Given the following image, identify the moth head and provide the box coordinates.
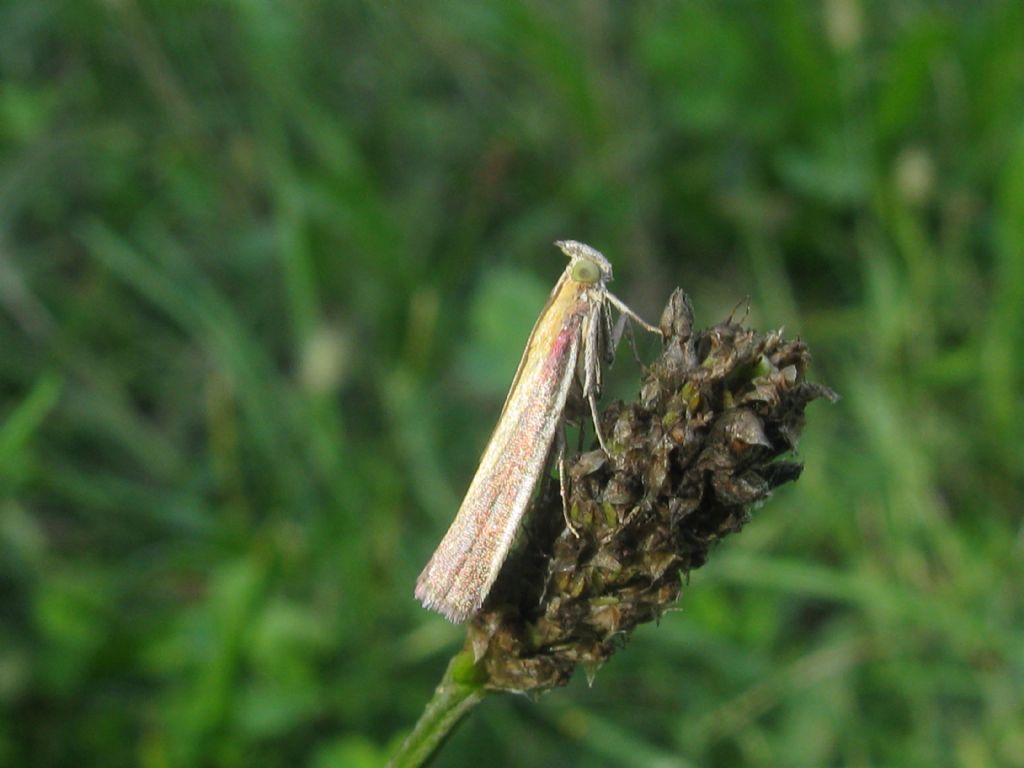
[555,240,614,285]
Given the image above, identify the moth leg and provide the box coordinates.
[608,311,628,354]
[617,316,645,367]
[605,291,663,337]
[588,390,609,455]
[556,423,580,538]
[583,309,611,455]
[600,302,618,367]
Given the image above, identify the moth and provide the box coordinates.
[415,240,661,622]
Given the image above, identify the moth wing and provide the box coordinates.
[415,292,586,622]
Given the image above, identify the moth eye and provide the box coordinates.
[571,259,601,284]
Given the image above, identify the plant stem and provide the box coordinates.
[387,650,487,768]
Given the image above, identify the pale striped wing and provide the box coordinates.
[415,287,588,622]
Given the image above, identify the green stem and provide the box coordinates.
[387,650,488,768]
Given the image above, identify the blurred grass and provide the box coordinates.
[1,1,1022,766]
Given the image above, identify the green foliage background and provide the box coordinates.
[1,2,1022,766]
